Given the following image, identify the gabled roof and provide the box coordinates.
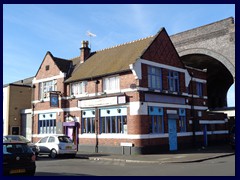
[52,56,72,73]
[35,51,72,78]
[65,34,157,83]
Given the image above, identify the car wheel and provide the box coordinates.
[26,170,35,176]
[49,149,57,158]
[69,154,76,158]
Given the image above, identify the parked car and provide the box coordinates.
[3,140,36,176]
[35,135,77,158]
[4,135,40,156]
[230,125,235,149]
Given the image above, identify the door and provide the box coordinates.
[168,119,177,151]
[67,127,74,141]
[203,124,208,147]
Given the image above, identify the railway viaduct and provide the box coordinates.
[170,17,235,109]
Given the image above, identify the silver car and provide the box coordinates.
[35,135,77,158]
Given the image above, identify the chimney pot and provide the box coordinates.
[80,40,90,63]
[81,40,89,48]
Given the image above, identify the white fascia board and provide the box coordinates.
[192,77,207,83]
[78,130,228,140]
[138,58,191,87]
[33,107,81,114]
[32,72,65,84]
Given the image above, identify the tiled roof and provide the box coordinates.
[51,55,71,73]
[65,35,155,83]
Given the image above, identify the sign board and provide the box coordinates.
[78,96,126,108]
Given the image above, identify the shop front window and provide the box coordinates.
[38,113,56,134]
[82,110,95,134]
[100,108,127,134]
[179,109,186,132]
[149,106,164,134]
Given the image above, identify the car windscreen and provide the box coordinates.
[3,144,33,154]
[5,136,30,143]
[58,136,73,143]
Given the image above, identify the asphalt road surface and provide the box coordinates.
[35,155,235,176]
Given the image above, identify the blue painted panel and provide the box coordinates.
[168,119,178,151]
[149,106,163,115]
[179,109,186,116]
[145,94,185,104]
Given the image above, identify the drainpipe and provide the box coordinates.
[31,84,36,142]
[191,72,196,148]
[95,80,100,153]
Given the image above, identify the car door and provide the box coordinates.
[47,136,58,152]
[37,136,49,153]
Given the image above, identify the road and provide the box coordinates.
[35,155,235,176]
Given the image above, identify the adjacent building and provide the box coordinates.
[3,77,34,140]
[30,28,228,154]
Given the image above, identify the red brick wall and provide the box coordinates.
[35,53,62,80]
[141,29,184,69]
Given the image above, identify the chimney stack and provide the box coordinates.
[80,40,90,63]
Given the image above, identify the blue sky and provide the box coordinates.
[3,4,235,107]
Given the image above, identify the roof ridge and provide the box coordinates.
[69,56,80,60]
[68,35,155,60]
[97,35,154,52]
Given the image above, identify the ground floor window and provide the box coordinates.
[82,117,95,133]
[101,116,127,133]
[149,106,164,134]
[100,107,127,134]
[38,119,56,134]
[179,109,186,132]
[82,110,96,134]
[38,113,56,134]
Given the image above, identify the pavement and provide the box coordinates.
[76,145,235,164]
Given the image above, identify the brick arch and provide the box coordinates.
[179,48,234,109]
[178,48,235,79]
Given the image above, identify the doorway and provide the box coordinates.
[168,119,177,151]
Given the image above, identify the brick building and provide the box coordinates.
[31,28,228,154]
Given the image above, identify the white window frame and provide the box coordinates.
[39,80,57,99]
[70,81,86,96]
[103,76,120,93]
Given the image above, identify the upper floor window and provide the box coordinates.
[168,71,179,92]
[70,81,85,96]
[148,66,162,90]
[196,82,203,97]
[103,76,120,92]
[39,80,57,99]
